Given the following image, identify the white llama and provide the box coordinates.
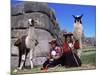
[18,18,38,70]
[73,15,83,58]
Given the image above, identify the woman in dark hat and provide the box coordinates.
[62,32,81,67]
[41,38,63,70]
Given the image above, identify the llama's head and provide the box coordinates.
[72,14,83,24]
[28,18,36,27]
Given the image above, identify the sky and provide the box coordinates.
[11,0,96,37]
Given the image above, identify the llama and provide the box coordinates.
[72,15,83,58]
[25,18,38,69]
[14,18,38,71]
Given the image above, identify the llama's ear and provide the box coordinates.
[14,39,21,46]
[72,15,76,19]
[80,14,83,18]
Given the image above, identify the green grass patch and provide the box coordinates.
[81,53,96,65]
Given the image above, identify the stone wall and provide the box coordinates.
[11,2,63,67]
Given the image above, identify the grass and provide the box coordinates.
[11,48,96,75]
[81,53,96,65]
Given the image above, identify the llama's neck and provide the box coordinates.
[27,27,36,39]
[74,22,83,30]
[73,22,83,40]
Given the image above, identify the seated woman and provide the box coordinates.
[41,39,64,70]
[62,32,82,67]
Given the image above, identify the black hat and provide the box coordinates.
[63,32,73,37]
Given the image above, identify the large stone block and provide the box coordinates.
[11,56,47,69]
[11,29,28,38]
[11,15,28,28]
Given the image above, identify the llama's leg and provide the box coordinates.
[24,49,30,67]
[78,50,82,58]
[18,50,22,67]
[29,49,33,69]
[74,49,78,55]
[18,54,26,70]
[23,61,25,68]
[77,39,82,58]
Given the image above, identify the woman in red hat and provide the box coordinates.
[41,39,64,70]
[62,32,81,67]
